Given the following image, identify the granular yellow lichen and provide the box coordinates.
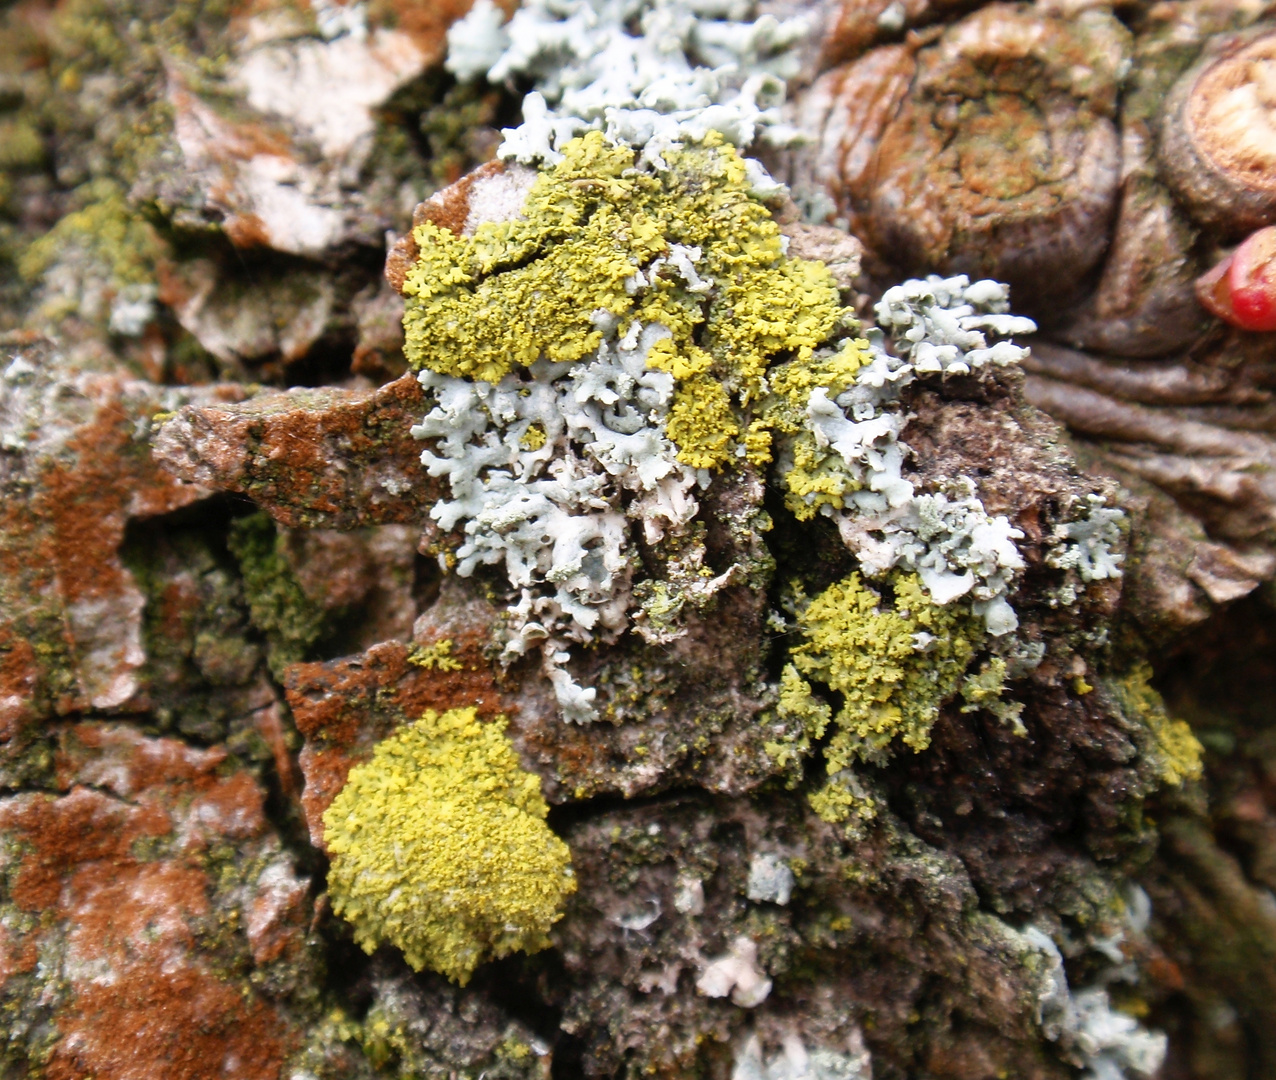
[322,708,576,984]
[763,338,875,519]
[407,638,464,672]
[807,771,878,827]
[765,663,832,778]
[401,131,854,471]
[1109,665,1203,787]
[786,572,983,767]
[960,657,1026,736]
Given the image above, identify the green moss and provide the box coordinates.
[1109,664,1203,786]
[418,78,503,190]
[401,131,855,471]
[784,572,984,769]
[227,512,334,679]
[323,708,576,985]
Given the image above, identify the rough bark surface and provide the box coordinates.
[2,1,1276,1079]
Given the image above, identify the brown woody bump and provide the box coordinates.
[1161,28,1276,235]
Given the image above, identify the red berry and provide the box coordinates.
[1227,226,1276,332]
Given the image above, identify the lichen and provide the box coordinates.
[1048,493,1126,583]
[407,638,465,672]
[1021,924,1168,1080]
[17,179,164,331]
[768,277,1033,637]
[806,770,878,828]
[413,6,1042,725]
[406,131,848,719]
[403,131,843,427]
[1109,665,1203,787]
[322,708,576,984]
[447,0,808,167]
[784,572,984,767]
[960,657,1026,736]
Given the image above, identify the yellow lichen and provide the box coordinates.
[807,772,878,827]
[960,657,1025,736]
[763,338,875,520]
[1109,665,1203,787]
[765,663,831,778]
[322,708,576,984]
[19,179,162,288]
[401,131,851,471]
[407,638,464,672]
[787,572,983,767]
[519,422,548,451]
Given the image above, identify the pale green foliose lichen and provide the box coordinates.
[322,708,576,985]
[406,131,848,719]
[416,0,1042,722]
[788,277,1035,636]
[447,0,808,170]
[405,127,1041,723]
[1021,924,1168,1080]
[1048,493,1126,582]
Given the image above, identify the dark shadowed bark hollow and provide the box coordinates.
[3,0,1276,1078]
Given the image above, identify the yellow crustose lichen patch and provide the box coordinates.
[322,708,576,984]
[1108,665,1203,787]
[764,338,876,519]
[778,573,985,791]
[401,130,858,472]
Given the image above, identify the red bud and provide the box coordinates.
[1197,226,1276,332]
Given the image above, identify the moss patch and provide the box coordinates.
[227,512,335,679]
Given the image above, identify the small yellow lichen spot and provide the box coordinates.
[19,181,163,289]
[960,658,1026,736]
[520,423,548,451]
[407,639,464,672]
[322,708,576,984]
[1109,665,1203,787]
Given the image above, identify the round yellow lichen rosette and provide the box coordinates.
[322,707,576,984]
